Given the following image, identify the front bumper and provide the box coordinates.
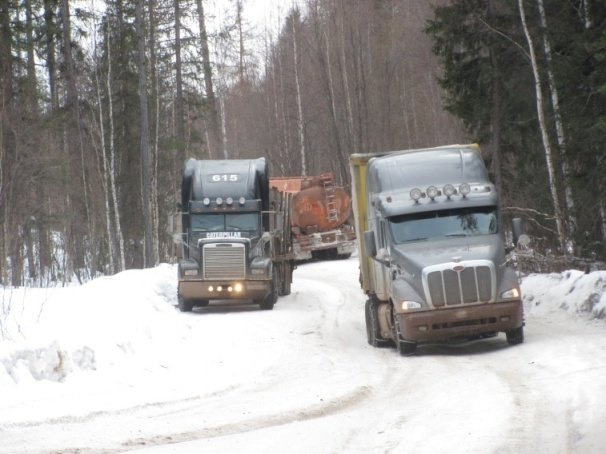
[179,279,271,301]
[398,300,523,343]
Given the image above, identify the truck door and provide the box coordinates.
[372,218,391,301]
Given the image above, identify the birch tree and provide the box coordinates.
[135,0,153,267]
[106,20,126,271]
[291,11,307,176]
[518,0,566,253]
[536,0,576,253]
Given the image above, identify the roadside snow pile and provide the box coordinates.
[1,264,605,388]
[522,270,606,320]
[0,264,178,386]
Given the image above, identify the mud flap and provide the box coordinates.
[365,299,393,348]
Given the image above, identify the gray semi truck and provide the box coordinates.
[350,144,526,355]
[176,158,294,312]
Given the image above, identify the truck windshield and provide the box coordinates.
[191,213,259,232]
[389,206,498,243]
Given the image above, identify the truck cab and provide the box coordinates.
[350,145,525,355]
[176,158,293,312]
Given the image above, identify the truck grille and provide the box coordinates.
[423,261,495,308]
[203,243,246,280]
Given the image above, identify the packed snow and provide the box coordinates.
[1,257,605,453]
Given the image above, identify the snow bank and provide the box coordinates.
[522,269,606,320]
[1,264,605,389]
[0,264,178,386]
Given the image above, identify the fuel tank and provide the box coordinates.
[270,173,352,234]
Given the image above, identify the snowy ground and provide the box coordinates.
[1,258,605,453]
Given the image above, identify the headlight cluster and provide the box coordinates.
[401,300,422,310]
[208,283,243,293]
[202,197,247,206]
[409,183,473,202]
[500,288,520,299]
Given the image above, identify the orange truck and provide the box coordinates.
[269,173,356,261]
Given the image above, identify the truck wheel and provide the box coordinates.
[259,274,278,310]
[506,326,524,345]
[365,299,392,348]
[178,295,193,312]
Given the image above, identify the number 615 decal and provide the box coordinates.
[209,174,240,182]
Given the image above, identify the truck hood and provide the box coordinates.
[391,235,506,295]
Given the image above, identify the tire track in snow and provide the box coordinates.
[119,385,372,451]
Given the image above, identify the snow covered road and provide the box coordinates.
[1,258,605,453]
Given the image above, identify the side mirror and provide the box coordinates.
[363,230,377,258]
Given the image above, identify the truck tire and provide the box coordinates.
[365,299,392,348]
[259,274,278,310]
[178,295,193,313]
[506,326,524,345]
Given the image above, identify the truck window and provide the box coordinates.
[191,214,225,232]
[389,206,498,243]
[225,213,259,231]
[191,213,260,232]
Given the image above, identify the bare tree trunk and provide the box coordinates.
[106,21,126,271]
[196,0,222,158]
[484,0,503,193]
[60,0,88,274]
[220,94,228,159]
[136,0,153,267]
[581,0,592,28]
[236,0,245,84]
[92,4,114,274]
[148,0,160,264]
[0,0,16,284]
[537,0,576,253]
[337,0,356,154]
[312,3,348,182]
[44,0,59,111]
[25,0,37,110]
[268,43,285,173]
[174,0,185,162]
[277,43,291,171]
[292,13,307,176]
[518,0,567,253]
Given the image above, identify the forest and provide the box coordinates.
[0,0,604,286]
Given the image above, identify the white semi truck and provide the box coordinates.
[350,144,526,355]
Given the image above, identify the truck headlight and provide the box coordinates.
[401,300,422,310]
[426,186,438,200]
[500,288,520,299]
[184,269,198,276]
[459,183,471,197]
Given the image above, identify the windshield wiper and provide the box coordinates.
[445,233,467,237]
[401,237,428,243]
